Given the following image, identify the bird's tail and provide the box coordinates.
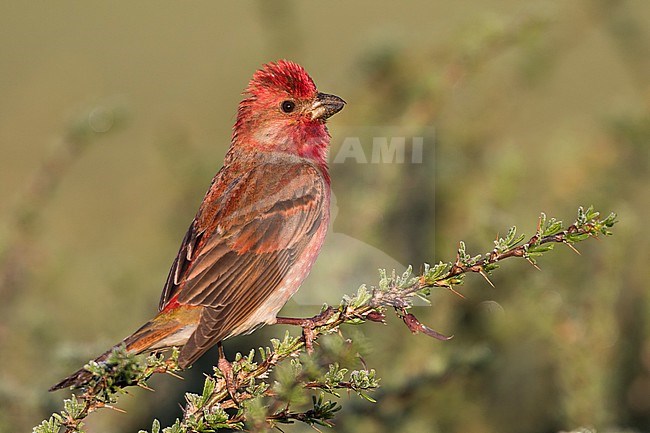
[49,307,200,391]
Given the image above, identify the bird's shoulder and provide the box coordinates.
[196,152,326,225]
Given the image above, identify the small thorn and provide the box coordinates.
[165,370,184,380]
[479,269,495,288]
[137,383,155,392]
[564,242,581,255]
[448,285,466,299]
[526,257,542,270]
[358,354,369,370]
[104,404,127,414]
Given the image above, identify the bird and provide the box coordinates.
[49,60,345,391]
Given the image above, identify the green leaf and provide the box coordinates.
[358,392,377,403]
[161,419,183,433]
[566,232,590,243]
[542,218,563,236]
[349,369,380,392]
[203,404,230,429]
[602,212,617,227]
[343,284,372,309]
[63,394,85,419]
[526,243,554,256]
[32,416,61,433]
[423,261,452,283]
[201,377,216,406]
[397,265,418,288]
[378,268,389,291]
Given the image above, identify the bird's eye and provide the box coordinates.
[281,100,296,113]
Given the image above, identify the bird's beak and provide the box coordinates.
[310,92,346,121]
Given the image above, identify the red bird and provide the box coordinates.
[50,60,345,391]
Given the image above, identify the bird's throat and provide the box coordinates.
[237,121,331,169]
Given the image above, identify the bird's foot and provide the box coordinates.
[275,307,336,353]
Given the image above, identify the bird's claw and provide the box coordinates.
[275,307,336,353]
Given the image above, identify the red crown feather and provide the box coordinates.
[246,60,317,99]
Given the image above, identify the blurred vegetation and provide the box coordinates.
[0,1,648,432]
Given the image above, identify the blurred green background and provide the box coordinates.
[1,1,649,432]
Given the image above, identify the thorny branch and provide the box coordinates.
[35,206,616,433]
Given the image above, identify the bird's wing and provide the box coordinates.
[158,158,326,366]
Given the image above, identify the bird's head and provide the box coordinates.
[232,60,345,166]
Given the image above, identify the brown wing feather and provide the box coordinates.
[158,171,250,310]
[159,156,326,367]
[178,248,296,367]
